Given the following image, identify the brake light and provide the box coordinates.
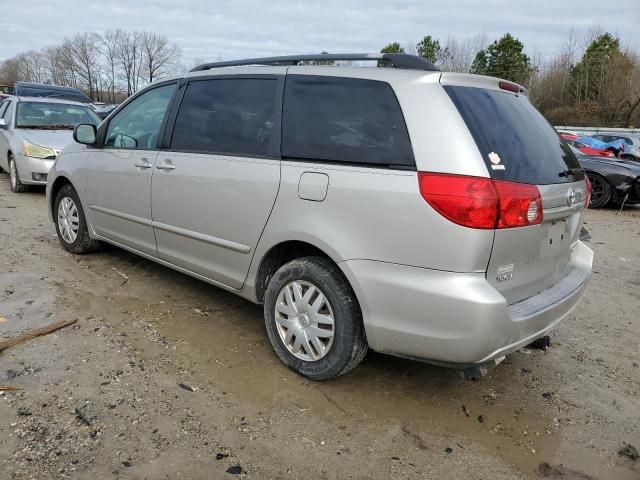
[605,151,615,157]
[418,173,543,229]
[584,175,592,208]
[498,81,521,94]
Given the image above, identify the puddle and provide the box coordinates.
[57,250,564,475]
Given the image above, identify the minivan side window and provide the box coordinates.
[170,78,279,157]
[105,83,176,150]
[282,76,414,168]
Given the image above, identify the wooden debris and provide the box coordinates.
[0,385,21,392]
[0,319,78,353]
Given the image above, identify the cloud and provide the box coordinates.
[0,0,638,64]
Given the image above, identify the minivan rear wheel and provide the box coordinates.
[264,256,368,380]
[53,184,100,254]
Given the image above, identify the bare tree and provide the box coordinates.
[116,31,146,96]
[13,51,48,83]
[440,33,488,73]
[140,32,181,84]
[61,33,102,99]
[101,30,124,103]
[404,40,417,56]
[0,57,21,85]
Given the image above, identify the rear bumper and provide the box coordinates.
[340,241,593,366]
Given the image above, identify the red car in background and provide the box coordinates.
[560,133,615,157]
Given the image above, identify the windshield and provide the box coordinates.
[16,102,101,129]
[444,85,584,184]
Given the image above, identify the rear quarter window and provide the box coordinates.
[282,75,414,168]
[444,85,583,184]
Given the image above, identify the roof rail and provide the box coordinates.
[190,53,440,72]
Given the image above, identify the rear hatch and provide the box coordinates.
[442,76,587,304]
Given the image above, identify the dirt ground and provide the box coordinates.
[0,174,638,480]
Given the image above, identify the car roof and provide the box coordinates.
[15,81,84,92]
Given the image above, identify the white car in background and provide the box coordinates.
[0,96,101,192]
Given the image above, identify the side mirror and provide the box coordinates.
[0,118,7,130]
[74,124,96,145]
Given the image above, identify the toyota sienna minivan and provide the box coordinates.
[46,53,593,380]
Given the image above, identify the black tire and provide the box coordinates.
[9,155,28,193]
[586,173,611,208]
[53,184,100,254]
[264,256,368,381]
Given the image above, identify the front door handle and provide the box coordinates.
[156,161,176,171]
[134,158,152,169]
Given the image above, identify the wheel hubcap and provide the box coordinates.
[57,197,79,244]
[275,280,335,362]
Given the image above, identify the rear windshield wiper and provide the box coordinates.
[558,168,584,178]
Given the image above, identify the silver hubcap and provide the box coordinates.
[9,160,17,188]
[275,280,335,362]
[57,197,79,244]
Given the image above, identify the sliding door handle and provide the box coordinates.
[156,162,176,171]
[134,159,152,169]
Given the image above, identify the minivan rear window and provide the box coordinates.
[444,86,583,184]
[283,76,414,168]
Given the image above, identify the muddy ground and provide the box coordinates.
[0,174,638,480]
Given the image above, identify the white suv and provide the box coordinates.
[46,53,593,380]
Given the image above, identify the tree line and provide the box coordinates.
[380,30,640,127]
[2,29,638,127]
[0,30,182,103]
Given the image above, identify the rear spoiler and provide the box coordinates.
[440,72,528,96]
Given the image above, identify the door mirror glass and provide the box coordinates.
[0,118,6,129]
[74,124,97,145]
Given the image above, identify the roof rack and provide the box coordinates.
[190,53,440,72]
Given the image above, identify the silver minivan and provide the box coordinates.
[46,53,593,380]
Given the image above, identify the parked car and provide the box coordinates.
[591,133,640,161]
[560,133,615,157]
[575,135,626,155]
[14,82,93,105]
[569,145,640,208]
[46,53,593,380]
[0,96,101,192]
[93,103,118,119]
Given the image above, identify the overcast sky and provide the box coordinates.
[1,0,639,65]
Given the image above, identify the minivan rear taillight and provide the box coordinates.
[418,172,543,229]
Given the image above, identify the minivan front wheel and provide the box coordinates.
[9,155,28,193]
[53,184,100,254]
[264,256,368,380]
